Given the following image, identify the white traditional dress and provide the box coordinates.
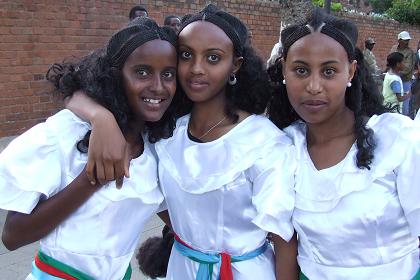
[0,109,163,280]
[285,113,420,280]
[154,114,296,280]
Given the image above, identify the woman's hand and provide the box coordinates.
[88,110,130,188]
[65,91,130,188]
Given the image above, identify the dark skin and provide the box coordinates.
[306,109,356,169]
[2,39,177,251]
[178,21,298,279]
[157,210,171,228]
[2,168,100,250]
[2,130,143,251]
[273,233,299,280]
[365,42,374,51]
[391,62,411,103]
[177,21,245,142]
[283,33,357,170]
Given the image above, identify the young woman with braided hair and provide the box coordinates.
[63,4,298,280]
[0,17,179,279]
[268,8,420,280]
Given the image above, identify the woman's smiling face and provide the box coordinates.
[122,39,177,123]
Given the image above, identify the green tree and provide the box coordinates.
[368,0,393,13]
[312,0,343,11]
[387,0,420,25]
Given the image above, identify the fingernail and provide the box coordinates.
[90,181,96,185]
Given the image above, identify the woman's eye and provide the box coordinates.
[180,51,191,59]
[208,54,220,62]
[136,69,148,76]
[163,71,175,79]
[295,67,308,75]
[324,68,336,77]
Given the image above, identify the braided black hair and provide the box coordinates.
[136,225,174,279]
[177,4,271,122]
[268,8,391,169]
[47,17,180,149]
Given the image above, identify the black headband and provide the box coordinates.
[178,4,247,57]
[107,18,177,68]
[282,22,355,61]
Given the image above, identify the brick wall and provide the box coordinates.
[349,14,420,69]
[0,0,419,137]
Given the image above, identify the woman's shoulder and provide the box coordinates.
[367,113,414,135]
[367,113,420,167]
[283,121,306,144]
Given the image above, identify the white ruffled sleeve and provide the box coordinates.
[0,122,63,214]
[395,119,420,237]
[0,110,86,214]
[249,135,296,242]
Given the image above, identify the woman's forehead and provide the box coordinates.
[178,21,232,48]
[287,33,348,61]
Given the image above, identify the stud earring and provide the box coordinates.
[282,79,286,85]
[228,73,237,85]
[347,81,352,87]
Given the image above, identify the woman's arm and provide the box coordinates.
[1,168,100,251]
[272,232,299,280]
[396,92,412,102]
[66,91,129,187]
[157,210,172,229]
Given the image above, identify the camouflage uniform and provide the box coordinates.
[363,48,381,74]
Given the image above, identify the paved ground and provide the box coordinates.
[0,210,163,279]
[0,137,164,279]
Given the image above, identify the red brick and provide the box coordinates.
[1,0,419,137]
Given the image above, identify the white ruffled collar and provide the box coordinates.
[285,114,412,212]
[155,114,291,194]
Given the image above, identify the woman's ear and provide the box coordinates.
[281,58,286,79]
[348,60,357,81]
[232,56,244,74]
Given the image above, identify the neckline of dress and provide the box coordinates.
[301,115,377,172]
[183,114,256,145]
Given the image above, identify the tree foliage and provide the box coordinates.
[368,0,393,13]
[368,0,420,25]
[312,0,343,11]
[387,0,420,25]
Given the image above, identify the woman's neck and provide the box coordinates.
[126,119,145,139]
[124,120,145,158]
[189,90,228,133]
[306,106,355,146]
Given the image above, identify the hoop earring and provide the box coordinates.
[282,79,286,85]
[228,73,237,85]
[347,81,352,87]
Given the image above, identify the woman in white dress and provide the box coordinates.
[0,18,179,279]
[64,4,299,280]
[267,8,420,280]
